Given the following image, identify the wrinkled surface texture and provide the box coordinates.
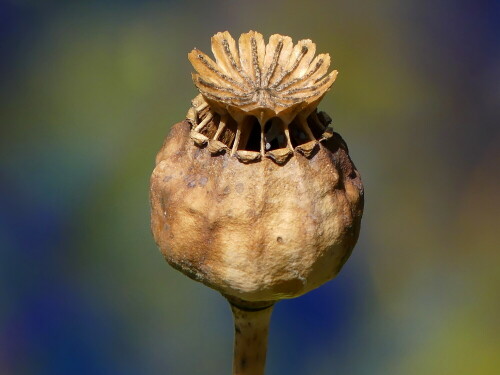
[150,121,363,302]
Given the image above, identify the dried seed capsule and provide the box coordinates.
[150,30,364,375]
[151,31,364,303]
[151,122,363,302]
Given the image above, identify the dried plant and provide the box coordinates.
[150,31,364,375]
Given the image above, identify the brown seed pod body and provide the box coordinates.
[150,120,363,302]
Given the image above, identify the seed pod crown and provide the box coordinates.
[187,31,338,164]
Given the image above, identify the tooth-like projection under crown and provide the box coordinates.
[187,31,338,164]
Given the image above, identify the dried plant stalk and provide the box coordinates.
[230,301,274,375]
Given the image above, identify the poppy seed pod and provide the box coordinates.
[150,31,364,374]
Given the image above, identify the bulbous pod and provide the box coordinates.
[150,120,363,303]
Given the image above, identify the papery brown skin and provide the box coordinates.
[150,120,364,303]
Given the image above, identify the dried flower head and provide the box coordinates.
[187,31,338,163]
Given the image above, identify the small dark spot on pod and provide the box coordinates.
[240,357,247,369]
[235,183,244,194]
[199,176,208,186]
[277,236,283,243]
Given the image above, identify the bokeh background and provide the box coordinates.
[1,0,499,374]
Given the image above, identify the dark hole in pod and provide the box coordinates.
[288,118,309,147]
[307,110,328,139]
[264,118,287,151]
[267,137,281,151]
[200,114,220,139]
[220,116,238,148]
[243,117,262,152]
[264,121,272,133]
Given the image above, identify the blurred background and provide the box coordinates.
[1,0,499,374]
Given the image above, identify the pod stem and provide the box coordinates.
[229,301,274,375]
